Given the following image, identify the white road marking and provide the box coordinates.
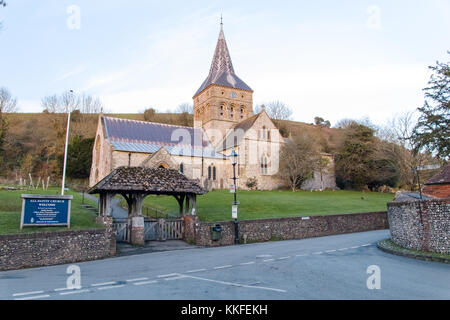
[263,259,275,262]
[239,262,255,266]
[54,287,79,292]
[91,281,117,287]
[60,289,90,296]
[185,269,207,273]
[133,280,158,286]
[214,265,233,269]
[362,244,372,247]
[164,276,186,281]
[325,250,337,253]
[338,248,349,251]
[183,274,287,293]
[157,273,178,278]
[277,256,291,260]
[296,254,308,257]
[126,278,148,283]
[14,294,50,300]
[13,290,44,297]
[350,246,360,249]
[313,252,323,255]
[97,284,126,291]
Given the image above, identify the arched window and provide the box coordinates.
[213,166,217,181]
[262,126,267,140]
[230,105,234,120]
[219,105,224,118]
[208,166,212,180]
[240,106,245,119]
[261,155,268,175]
[179,163,184,174]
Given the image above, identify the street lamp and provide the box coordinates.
[228,148,239,244]
[61,90,73,196]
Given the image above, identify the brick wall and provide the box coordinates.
[387,198,450,254]
[0,228,116,271]
[422,184,450,199]
[184,212,389,247]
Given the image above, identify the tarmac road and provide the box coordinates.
[1,230,449,300]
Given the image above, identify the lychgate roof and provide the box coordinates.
[194,26,252,97]
[88,167,207,195]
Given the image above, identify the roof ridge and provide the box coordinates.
[103,115,197,130]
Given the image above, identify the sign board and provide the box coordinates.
[20,194,73,229]
[229,184,236,193]
[232,205,238,219]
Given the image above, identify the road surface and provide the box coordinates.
[1,230,449,300]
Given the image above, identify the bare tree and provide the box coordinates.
[0,87,17,113]
[255,101,293,120]
[42,91,102,114]
[41,95,62,113]
[176,103,193,114]
[80,94,103,114]
[0,1,7,32]
[279,133,320,191]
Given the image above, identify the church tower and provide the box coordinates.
[193,21,254,142]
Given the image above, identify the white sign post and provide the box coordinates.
[232,205,238,219]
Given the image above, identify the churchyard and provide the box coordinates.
[137,189,394,222]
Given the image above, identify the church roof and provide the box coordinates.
[102,116,224,159]
[194,25,252,97]
[88,166,207,195]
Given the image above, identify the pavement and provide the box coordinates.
[0,229,449,300]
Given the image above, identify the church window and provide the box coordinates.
[208,166,212,179]
[179,163,184,174]
[261,126,268,140]
[261,156,268,175]
[213,166,217,180]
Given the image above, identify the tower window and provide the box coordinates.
[179,163,184,174]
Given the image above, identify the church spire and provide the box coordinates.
[193,19,252,97]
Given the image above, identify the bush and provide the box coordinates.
[246,177,258,190]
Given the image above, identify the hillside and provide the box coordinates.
[1,111,341,185]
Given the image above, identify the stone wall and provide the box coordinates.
[184,212,389,247]
[387,198,450,254]
[0,228,116,271]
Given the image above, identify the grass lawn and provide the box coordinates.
[143,189,394,222]
[0,186,102,235]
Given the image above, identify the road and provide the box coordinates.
[0,230,449,300]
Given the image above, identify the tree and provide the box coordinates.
[279,134,320,191]
[317,156,331,191]
[143,108,156,121]
[66,136,94,179]
[314,117,331,128]
[335,121,377,189]
[0,87,17,172]
[255,101,293,120]
[176,103,193,114]
[0,1,7,32]
[413,53,450,160]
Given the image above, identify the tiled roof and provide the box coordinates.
[103,116,224,159]
[194,26,252,97]
[89,167,207,195]
[218,114,259,151]
[425,164,450,185]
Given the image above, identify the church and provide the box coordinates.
[89,23,336,191]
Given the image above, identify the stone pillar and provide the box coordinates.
[130,216,145,246]
[128,193,145,246]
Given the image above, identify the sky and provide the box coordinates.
[0,0,449,126]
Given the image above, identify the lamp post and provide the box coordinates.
[61,90,73,196]
[228,148,239,245]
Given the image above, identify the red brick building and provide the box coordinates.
[422,164,450,198]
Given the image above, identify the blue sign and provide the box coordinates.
[21,195,72,229]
